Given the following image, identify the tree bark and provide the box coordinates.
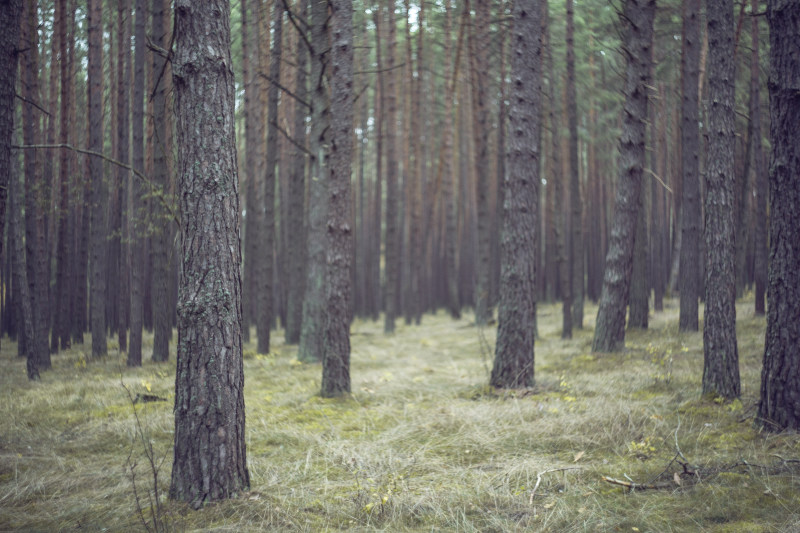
[491,0,541,390]
[702,0,739,400]
[679,0,701,332]
[321,0,355,397]
[0,0,21,275]
[170,0,250,507]
[566,0,583,330]
[751,0,767,316]
[383,0,400,334]
[757,0,800,431]
[591,0,655,353]
[117,0,131,354]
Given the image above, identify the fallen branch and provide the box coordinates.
[529,467,583,504]
[601,475,675,491]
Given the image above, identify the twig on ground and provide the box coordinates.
[529,467,583,504]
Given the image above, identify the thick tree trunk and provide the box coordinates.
[321,0,354,397]
[170,0,250,506]
[0,1,21,273]
[679,0,701,332]
[298,0,330,361]
[591,0,655,353]
[702,0,739,400]
[491,0,541,390]
[629,182,649,329]
[757,0,800,431]
[20,0,51,369]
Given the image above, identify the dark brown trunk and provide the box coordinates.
[751,0,767,316]
[591,0,655,353]
[383,0,400,333]
[170,0,250,506]
[117,0,131,354]
[491,0,541,389]
[566,0,583,329]
[0,1,21,278]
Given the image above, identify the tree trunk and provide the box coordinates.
[285,0,308,344]
[491,0,541,390]
[629,180,649,329]
[117,0,131,354]
[170,0,250,506]
[591,0,655,353]
[321,0,354,397]
[20,0,51,370]
[0,1,21,278]
[151,0,171,362]
[679,0,701,332]
[298,0,330,361]
[566,0,583,330]
[751,0,767,316]
[383,0,400,334]
[756,0,800,430]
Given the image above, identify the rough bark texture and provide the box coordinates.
[702,0,740,400]
[20,0,51,370]
[491,0,541,390]
[151,0,171,362]
[566,0,583,330]
[259,1,282,355]
[170,0,250,507]
[322,0,354,397]
[679,0,701,332]
[128,0,146,367]
[285,0,308,345]
[591,0,655,353]
[383,0,400,334]
[471,0,493,325]
[751,0,767,316]
[757,0,800,431]
[88,0,107,358]
[298,0,329,361]
[0,0,21,271]
[629,181,649,329]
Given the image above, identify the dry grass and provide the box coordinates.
[1,296,798,532]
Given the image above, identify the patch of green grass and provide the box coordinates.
[0,297,798,531]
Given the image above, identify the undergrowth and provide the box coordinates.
[0,296,798,532]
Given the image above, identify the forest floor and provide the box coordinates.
[0,296,798,532]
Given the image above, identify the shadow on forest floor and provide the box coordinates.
[0,295,798,532]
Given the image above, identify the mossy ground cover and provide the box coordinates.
[1,297,798,532]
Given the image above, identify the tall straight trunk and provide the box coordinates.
[88,0,107,357]
[259,0,282,355]
[129,0,147,366]
[470,0,493,325]
[241,0,256,343]
[751,0,766,316]
[10,145,37,379]
[566,0,583,329]
[383,0,400,334]
[491,0,541,389]
[757,0,800,431]
[151,0,171,362]
[651,82,668,312]
[21,0,52,370]
[285,0,308,344]
[0,1,21,278]
[702,0,739,399]
[442,0,460,319]
[408,0,424,325]
[591,0,655,353]
[629,174,649,328]
[492,5,508,309]
[54,0,73,351]
[322,0,354,397]
[371,7,384,321]
[298,0,330,361]
[170,0,250,506]
[679,0,701,332]
[117,0,131,353]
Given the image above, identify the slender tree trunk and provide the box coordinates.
[491,0,540,389]
[322,0,354,397]
[591,0,655,353]
[758,0,800,431]
[259,0,282,355]
[751,0,767,316]
[383,0,400,333]
[371,6,384,321]
[117,0,131,353]
[566,0,583,329]
[0,1,21,277]
[702,0,739,399]
[679,0,701,332]
[285,0,308,344]
[241,0,255,344]
[170,0,250,506]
